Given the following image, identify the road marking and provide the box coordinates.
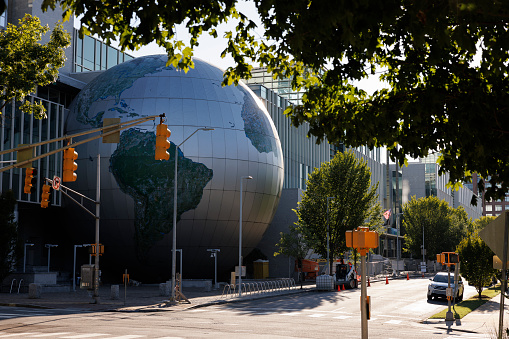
[279,312,300,316]
[333,315,352,320]
[308,314,326,318]
[0,334,38,338]
[60,334,106,338]
[189,309,206,312]
[29,333,72,337]
[384,320,403,325]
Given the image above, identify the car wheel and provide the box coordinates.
[427,294,433,301]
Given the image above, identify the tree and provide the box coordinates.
[457,231,496,299]
[471,215,497,234]
[42,0,509,202]
[0,191,21,283]
[295,150,381,273]
[402,196,468,260]
[0,14,70,118]
[274,223,309,285]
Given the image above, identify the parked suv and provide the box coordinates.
[427,272,464,301]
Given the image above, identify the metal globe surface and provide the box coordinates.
[65,55,284,281]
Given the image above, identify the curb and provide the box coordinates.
[0,302,53,309]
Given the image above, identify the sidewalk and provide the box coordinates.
[423,294,508,335]
[0,283,315,312]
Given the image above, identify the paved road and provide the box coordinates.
[0,276,490,338]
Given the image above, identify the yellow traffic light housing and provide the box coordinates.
[90,243,104,257]
[155,122,171,160]
[63,147,78,182]
[437,252,459,266]
[24,167,37,194]
[41,184,51,208]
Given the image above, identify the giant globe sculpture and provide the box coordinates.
[65,55,284,282]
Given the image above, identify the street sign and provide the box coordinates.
[479,211,509,260]
[493,255,509,270]
[52,176,61,190]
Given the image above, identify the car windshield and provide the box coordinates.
[433,274,456,283]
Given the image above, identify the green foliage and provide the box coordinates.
[457,232,497,299]
[295,151,381,266]
[0,14,70,118]
[402,196,469,260]
[274,224,308,260]
[0,191,21,282]
[41,0,509,203]
[471,215,497,234]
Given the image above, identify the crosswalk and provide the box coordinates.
[0,334,184,339]
[188,306,419,326]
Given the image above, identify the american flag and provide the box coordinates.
[383,209,392,220]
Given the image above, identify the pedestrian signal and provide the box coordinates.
[24,167,37,194]
[41,184,51,208]
[63,148,78,182]
[155,122,171,160]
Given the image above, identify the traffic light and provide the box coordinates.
[63,147,78,182]
[155,122,171,160]
[24,167,37,194]
[41,184,51,208]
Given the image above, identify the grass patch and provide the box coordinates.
[429,284,501,319]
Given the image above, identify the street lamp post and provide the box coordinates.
[326,197,334,275]
[23,243,34,273]
[170,127,214,302]
[45,244,58,273]
[207,249,220,289]
[73,244,83,292]
[239,175,253,297]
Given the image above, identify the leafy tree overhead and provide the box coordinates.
[295,150,381,273]
[0,191,21,283]
[457,231,496,299]
[0,14,70,118]
[42,0,509,203]
[402,196,469,260]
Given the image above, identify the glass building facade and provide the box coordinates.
[73,29,134,73]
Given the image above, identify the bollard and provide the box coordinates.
[159,282,170,297]
[28,283,41,299]
[111,285,120,300]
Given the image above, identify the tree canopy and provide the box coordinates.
[0,14,70,118]
[457,231,496,299]
[402,196,469,260]
[295,151,381,270]
[41,0,509,202]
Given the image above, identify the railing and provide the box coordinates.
[17,279,23,294]
[221,278,297,299]
[9,279,16,294]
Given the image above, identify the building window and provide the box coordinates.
[496,205,503,212]
[486,205,493,212]
[74,29,132,72]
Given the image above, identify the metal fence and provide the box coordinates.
[220,278,297,298]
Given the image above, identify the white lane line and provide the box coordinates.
[384,320,403,325]
[29,333,72,337]
[103,336,145,339]
[308,314,327,318]
[333,315,352,320]
[0,334,38,338]
[60,334,106,338]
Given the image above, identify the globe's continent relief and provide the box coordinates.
[110,129,213,259]
[74,57,171,127]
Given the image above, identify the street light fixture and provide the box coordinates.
[23,243,34,273]
[207,249,220,289]
[239,175,253,297]
[45,244,58,273]
[326,197,334,275]
[171,127,214,302]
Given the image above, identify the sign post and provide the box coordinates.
[346,227,379,339]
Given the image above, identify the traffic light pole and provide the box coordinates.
[93,154,101,303]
